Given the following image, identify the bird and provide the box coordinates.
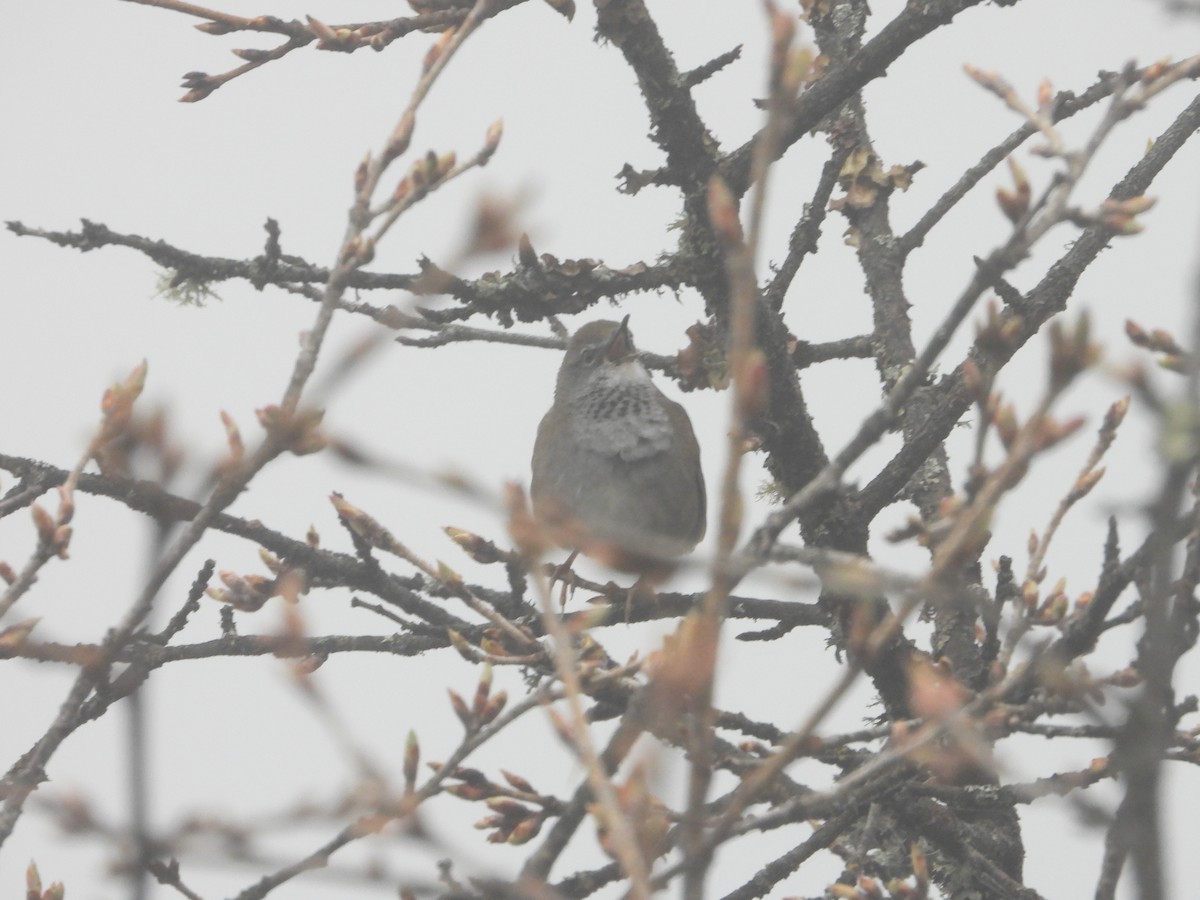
[530,317,706,578]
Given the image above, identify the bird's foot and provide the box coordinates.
[623,575,658,623]
[544,550,580,609]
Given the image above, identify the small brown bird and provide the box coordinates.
[531,317,706,574]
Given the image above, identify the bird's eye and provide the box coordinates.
[579,347,600,366]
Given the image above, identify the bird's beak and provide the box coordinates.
[604,315,635,363]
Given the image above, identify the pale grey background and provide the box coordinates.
[2,1,1200,896]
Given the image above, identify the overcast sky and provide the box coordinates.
[3,1,1200,897]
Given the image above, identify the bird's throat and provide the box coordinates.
[570,373,673,462]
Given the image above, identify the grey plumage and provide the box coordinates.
[531,318,706,568]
